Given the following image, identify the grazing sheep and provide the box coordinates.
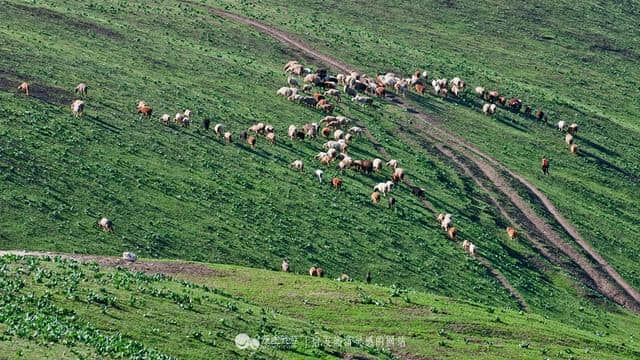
[304,73,319,85]
[392,167,405,183]
[161,114,170,125]
[395,80,409,97]
[468,242,476,256]
[266,132,276,144]
[344,133,353,143]
[313,93,326,102]
[122,252,136,262]
[17,82,30,96]
[224,131,232,143]
[348,126,363,136]
[174,112,184,124]
[247,135,256,148]
[331,177,343,189]
[288,125,297,140]
[373,181,393,196]
[507,227,518,239]
[344,85,357,97]
[474,86,486,98]
[309,266,317,276]
[202,118,210,130]
[357,159,373,174]
[98,217,113,232]
[282,259,290,272]
[497,96,506,106]
[462,240,470,252]
[565,133,574,145]
[386,159,398,170]
[137,105,153,118]
[317,102,334,114]
[181,117,190,128]
[447,227,458,240]
[287,76,299,87]
[74,83,88,96]
[249,122,266,134]
[136,101,148,110]
[441,213,452,230]
[214,123,225,136]
[334,129,344,140]
[315,169,324,182]
[450,84,460,97]
[524,106,532,116]
[535,110,545,121]
[324,89,340,102]
[291,160,304,171]
[371,191,381,204]
[508,98,522,112]
[482,103,497,116]
[439,87,448,97]
[184,109,192,118]
[71,100,85,117]
[316,267,325,277]
[557,121,566,131]
[277,87,296,97]
[568,123,579,135]
[327,148,338,159]
[388,196,396,208]
[338,273,350,282]
[372,158,383,172]
[352,95,373,106]
[486,90,499,102]
[570,144,578,154]
[415,83,426,95]
[411,186,425,197]
[375,86,386,97]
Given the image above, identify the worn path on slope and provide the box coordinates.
[199,5,640,313]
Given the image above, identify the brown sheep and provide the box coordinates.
[313,93,325,102]
[266,132,276,144]
[506,227,518,239]
[371,191,381,204]
[321,127,331,137]
[359,160,373,174]
[447,227,458,240]
[497,96,506,106]
[375,86,385,97]
[570,144,578,154]
[415,83,426,95]
[17,82,29,96]
[138,105,153,118]
[486,90,499,102]
[247,135,256,148]
[535,110,545,121]
[318,103,334,114]
[331,177,343,189]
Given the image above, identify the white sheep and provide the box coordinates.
[568,123,579,135]
[277,87,295,97]
[160,114,170,125]
[565,133,574,145]
[462,240,470,252]
[214,123,224,136]
[122,252,137,262]
[291,160,304,171]
[557,121,566,131]
[468,243,476,256]
[184,109,192,118]
[334,129,344,140]
[288,125,297,140]
[482,103,496,116]
[441,213,452,230]
[372,158,383,172]
[348,126,363,135]
[315,169,324,182]
[344,133,353,143]
[71,100,85,117]
[98,217,113,232]
[386,159,398,170]
[475,86,486,97]
[352,95,373,106]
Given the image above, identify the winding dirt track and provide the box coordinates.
[202,6,640,313]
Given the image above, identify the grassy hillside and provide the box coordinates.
[1,255,640,359]
[205,0,640,292]
[1,0,640,355]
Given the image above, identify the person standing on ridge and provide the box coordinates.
[541,156,549,175]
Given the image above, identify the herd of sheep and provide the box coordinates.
[13,55,583,282]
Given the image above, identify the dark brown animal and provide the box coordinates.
[508,98,522,112]
[331,177,343,189]
[524,106,532,116]
[313,93,325,102]
[375,86,385,97]
[486,90,499,102]
[535,110,545,121]
[497,96,506,106]
[137,106,153,117]
[359,160,373,174]
[415,83,426,95]
[321,127,331,137]
[411,186,425,197]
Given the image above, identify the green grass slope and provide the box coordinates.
[0,0,639,346]
[1,255,640,359]
[205,0,640,292]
